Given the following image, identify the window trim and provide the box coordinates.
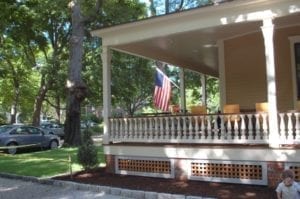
[289,36,300,110]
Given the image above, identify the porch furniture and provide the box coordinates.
[255,102,268,113]
[190,105,207,115]
[223,104,240,114]
[223,104,240,122]
[170,104,180,114]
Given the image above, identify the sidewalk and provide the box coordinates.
[0,176,132,199]
[0,173,208,199]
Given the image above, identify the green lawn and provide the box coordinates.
[0,146,104,178]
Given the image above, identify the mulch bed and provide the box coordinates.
[53,167,277,199]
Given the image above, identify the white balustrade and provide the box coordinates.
[295,113,300,140]
[108,111,300,145]
[279,113,285,139]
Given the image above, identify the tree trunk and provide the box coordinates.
[32,76,48,126]
[64,1,87,146]
[55,95,61,123]
[6,59,19,124]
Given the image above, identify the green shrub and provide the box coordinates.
[77,129,99,170]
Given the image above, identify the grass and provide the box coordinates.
[0,146,104,178]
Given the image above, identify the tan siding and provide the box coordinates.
[224,33,267,110]
[275,26,300,111]
[223,25,300,111]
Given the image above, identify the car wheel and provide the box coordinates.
[7,142,17,155]
[49,140,58,149]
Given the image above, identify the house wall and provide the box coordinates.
[224,32,267,110]
[275,25,300,111]
[224,25,300,111]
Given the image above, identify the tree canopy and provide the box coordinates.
[0,0,220,143]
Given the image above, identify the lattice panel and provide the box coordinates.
[288,165,300,181]
[118,159,171,174]
[191,162,262,180]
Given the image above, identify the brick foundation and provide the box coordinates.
[105,155,297,187]
[267,162,284,188]
[105,154,115,174]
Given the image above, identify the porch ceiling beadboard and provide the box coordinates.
[91,0,300,77]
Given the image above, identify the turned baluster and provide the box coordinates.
[207,116,212,140]
[220,115,225,139]
[247,114,254,140]
[194,116,200,139]
[176,117,182,139]
[213,115,219,140]
[154,117,159,140]
[279,113,285,139]
[287,113,293,140]
[159,117,164,140]
[262,113,268,140]
[165,117,170,140]
[295,113,300,141]
[240,115,246,140]
[170,116,176,139]
[129,118,134,139]
[200,116,205,139]
[233,115,239,140]
[255,114,260,140]
[149,118,153,139]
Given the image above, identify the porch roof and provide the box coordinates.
[92,0,300,77]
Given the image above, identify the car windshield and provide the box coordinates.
[0,125,15,134]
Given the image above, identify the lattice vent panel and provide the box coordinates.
[191,162,263,180]
[288,165,300,181]
[118,159,171,174]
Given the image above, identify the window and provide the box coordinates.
[289,36,300,108]
[27,127,42,135]
[295,43,300,99]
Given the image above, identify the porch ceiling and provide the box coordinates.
[92,0,300,78]
[113,21,262,77]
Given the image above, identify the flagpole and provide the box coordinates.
[156,67,180,89]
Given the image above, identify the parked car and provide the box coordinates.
[0,124,59,155]
[40,123,64,139]
[80,121,98,129]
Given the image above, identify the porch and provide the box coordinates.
[93,0,300,187]
[103,111,300,187]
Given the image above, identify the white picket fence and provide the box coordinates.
[109,112,300,144]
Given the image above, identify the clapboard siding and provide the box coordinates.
[223,25,300,111]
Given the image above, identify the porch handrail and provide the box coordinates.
[109,112,300,145]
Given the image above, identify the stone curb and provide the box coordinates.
[0,172,215,199]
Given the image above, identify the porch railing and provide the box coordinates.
[109,112,300,145]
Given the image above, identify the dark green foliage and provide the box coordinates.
[77,129,99,171]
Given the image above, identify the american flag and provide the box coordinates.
[154,68,171,111]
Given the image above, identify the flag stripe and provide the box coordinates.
[154,69,171,111]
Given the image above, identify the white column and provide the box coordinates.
[201,74,207,106]
[179,68,186,112]
[101,46,112,144]
[217,40,226,110]
[261,18,279,148]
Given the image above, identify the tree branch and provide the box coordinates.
[82,0,104,23]
[45,97,66,110]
